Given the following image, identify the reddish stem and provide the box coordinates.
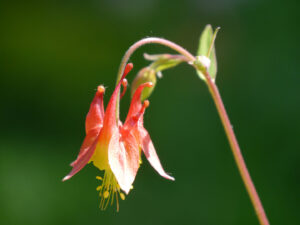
[116,37,270,225]
[203,71,270,225]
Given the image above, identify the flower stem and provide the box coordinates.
[116,37,269,225]
[203,71,270,225]
[116,38,195,83]
[115,38,194,119]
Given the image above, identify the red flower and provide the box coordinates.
[63,63,174,210]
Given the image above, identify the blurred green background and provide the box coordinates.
[0,0,299,224]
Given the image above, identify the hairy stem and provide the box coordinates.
[116,37,269,225]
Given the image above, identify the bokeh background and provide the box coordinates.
[0,0,299,225]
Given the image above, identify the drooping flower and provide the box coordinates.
[63,63,174,210]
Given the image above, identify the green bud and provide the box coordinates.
[131,67,157,101]
[196,25,220,82]
[194,55,211,74]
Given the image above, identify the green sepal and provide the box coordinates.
[144,53,184,73]
[196,25,219,81]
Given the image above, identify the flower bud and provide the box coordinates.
[196,25,219,82]
[131,67,157,101]
[194,55,211,72]
[193,55,212,81]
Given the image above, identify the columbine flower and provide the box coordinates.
[63,63,174,210]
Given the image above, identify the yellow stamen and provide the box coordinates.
[120,193,125,200]
[96,169,126,211]
[103,191,109,198]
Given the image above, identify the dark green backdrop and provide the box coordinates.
[0,0,299,225]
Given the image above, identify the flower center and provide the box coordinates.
[96,169,125,211]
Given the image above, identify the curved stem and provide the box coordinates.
[116,38,195,82]
[115,37,195,118]
[115,37,269,225]
[203,71,270,225]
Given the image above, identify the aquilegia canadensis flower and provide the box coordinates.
[63,63,174,210]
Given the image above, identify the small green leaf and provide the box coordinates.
[196,25,219,81]
[144,53,184,73]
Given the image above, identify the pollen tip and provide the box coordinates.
[120,193,126,200]
[103,191,109,199]
[96,186,102,191]
[96,176,103,180]
[97,85,105,94]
